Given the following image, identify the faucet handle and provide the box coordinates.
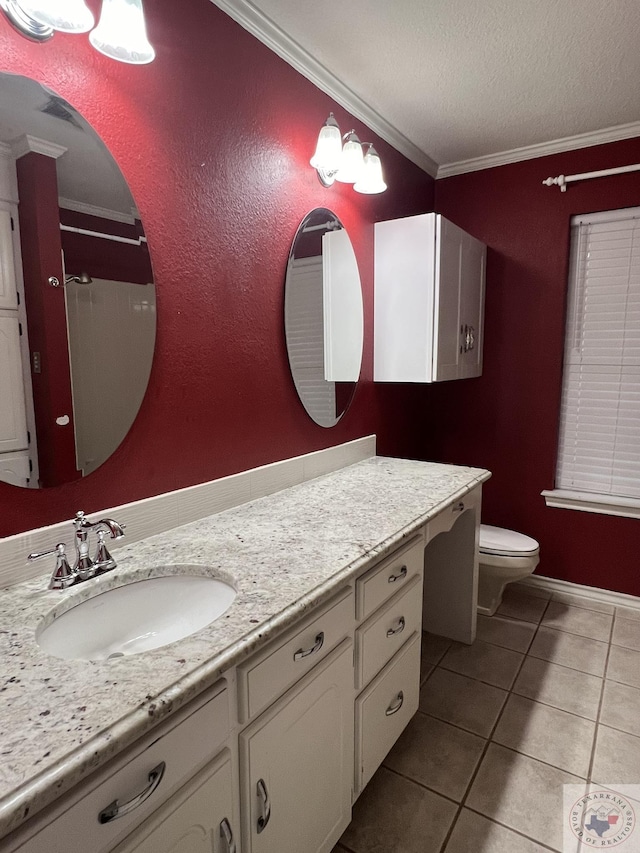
[28,543,78,590]
[93,529,117,574]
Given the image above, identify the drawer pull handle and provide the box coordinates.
[452,501,465,513]
[98,761,166,824]
[388,565,408,583]
[293,631,324,661]
[256,778,271,833]
[385,691,404,716]
[220,817,237,853]
[386,616,405,638]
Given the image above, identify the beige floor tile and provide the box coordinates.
[444,808,552,852]
[496,588,549,624]
[420,667,508,737]
[492,694,594,777]
[607,645,640,689]
[600,680,640,738]
[615,605,640,623]
[383,712,485,801]
[513,657,603,720]
[466,744,586,851]
[420,660,434,685]
[529,626,608,676]
[475,614,536,653]
[592,725,640,785]
[440,640,524,689]
[421,631,452,665]
[612,617,640,652]
[341,766,457,853]
[551,591,614,614]
[541,601,612,642]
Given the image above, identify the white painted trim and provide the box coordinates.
[208,0,438,178]
[542,489,640,520]
[437,121,640,179]
[0,435,377,589]
[522,574,640,612]
[10,134,67,160]
[58,197,137,226]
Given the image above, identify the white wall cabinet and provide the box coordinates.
[374,212,486,383]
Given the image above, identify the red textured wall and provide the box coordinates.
[433,138,640,597]
[0,0,434,537]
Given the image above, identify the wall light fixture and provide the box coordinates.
[0,0,154,63]
[310,113,387,194]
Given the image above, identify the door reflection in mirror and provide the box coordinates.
[0,72,156,488]
[284,208,364,428]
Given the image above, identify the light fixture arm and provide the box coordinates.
[0,0,53,40]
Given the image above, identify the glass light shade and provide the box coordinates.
[89,0,155,64]
[335,131,364,184]
[21,0,94,32]
[310,113,342,173]
[354,145,387,194]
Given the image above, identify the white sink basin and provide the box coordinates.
[36,573,236,661]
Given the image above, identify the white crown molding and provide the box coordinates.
[10,134,67,160]
[58,197,137,225]
[437,121,640,179]
[209,0,439,178]
[0,142,13,160]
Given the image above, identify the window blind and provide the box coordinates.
[556,208,640,499]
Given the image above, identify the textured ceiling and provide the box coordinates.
[228,0,640,173]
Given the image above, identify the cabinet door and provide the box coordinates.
[459,232,486,379]
[0,314,29,454]
[240,641,353,853]
[0,208,18,310]
[433,215,463,382]
[114,751,237,853]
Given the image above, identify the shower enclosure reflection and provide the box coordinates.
[0,72,156,488]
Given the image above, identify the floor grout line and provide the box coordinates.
[586,606,617,783]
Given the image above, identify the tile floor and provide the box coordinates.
[332,583,640,853]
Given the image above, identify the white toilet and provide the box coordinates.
[477,524,540,616]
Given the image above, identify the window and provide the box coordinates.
[543,207,640,518]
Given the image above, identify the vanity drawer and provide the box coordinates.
[355,632,421,793]
[238,587,354,722]
[356,574,423,688]
[356,535,423,620]
[14,685,229,853]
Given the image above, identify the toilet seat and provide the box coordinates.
[479,524,539,558]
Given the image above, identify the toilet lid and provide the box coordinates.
[479,524,539,557]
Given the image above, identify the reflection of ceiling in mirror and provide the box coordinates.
[0,73,135,221]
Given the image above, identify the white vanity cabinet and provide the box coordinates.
[374,212,486,383]
[354,536,425,795]
[237,589,355,853]
[5,683,235,853]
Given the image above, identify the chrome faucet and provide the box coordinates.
[28,510,125,590]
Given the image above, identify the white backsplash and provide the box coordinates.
[0,435,376,589]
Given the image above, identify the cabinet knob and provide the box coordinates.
[98,761,165,824]
[220,817,237,853]
[293,631,325,661]
[256,778,271,833]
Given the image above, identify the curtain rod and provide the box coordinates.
[60,223,147,246]
[542,162,640,192]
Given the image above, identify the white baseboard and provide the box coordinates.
[522,574,640,612]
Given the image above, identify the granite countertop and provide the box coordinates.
[0,456,489,840]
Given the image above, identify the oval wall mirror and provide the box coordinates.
[284,208,363,428]
[0,72,155,488]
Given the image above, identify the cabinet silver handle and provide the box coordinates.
[220,817,237,853]
[98,762,165,824]
[256,778,271,833]
[468,326,476,351]
[293,631,324,661]
[452,501,465,513]
[388,565,407,583]
[385,691,404,716]
[386,616,405,638]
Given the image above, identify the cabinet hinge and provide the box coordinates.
[27,430,31,445]
[10,216,15,231]
[18,322,23,336]
[29,458,33,473]
[16,291,20,305]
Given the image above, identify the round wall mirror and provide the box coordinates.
[284,208,363,428]
[0,72,155,488]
